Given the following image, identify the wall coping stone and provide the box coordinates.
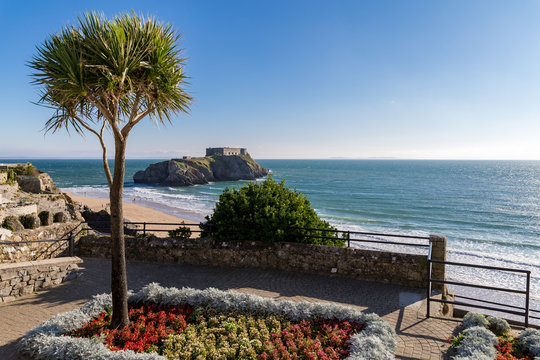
[0,257,82,272]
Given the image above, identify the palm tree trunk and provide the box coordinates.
[109,139,129,328]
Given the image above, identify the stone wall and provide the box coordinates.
[0,257,82,303]
[15,173,58,194]
[78,236,429,288]
[16,175,42,194]
[0,163,24,170]
[0,203,38,225]
[3,204,37,218]
[0,222,80,263]
[0,172,7,184]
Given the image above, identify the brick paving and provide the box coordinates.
[0,258,460,359]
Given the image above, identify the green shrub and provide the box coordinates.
[168,223,192,239]
[4,216,26,231]
[38,211,53,226]
[2,169,16,185]
[10,163,39,177]
[53,212,68,223]
[1,217,15,231]
[19,214,40,229]
[7,169,14,179]
[201,176,343,246]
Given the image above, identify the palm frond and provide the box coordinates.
[29,10,192,134]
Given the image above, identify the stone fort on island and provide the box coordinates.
[206,147,248,156]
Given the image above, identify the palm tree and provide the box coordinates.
[29,12,192,328]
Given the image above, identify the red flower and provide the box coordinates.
[66,302,193,353]
[495,336,533,360]
[259,318,363,360]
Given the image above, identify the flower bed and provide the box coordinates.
[448,312,540,360]
[19,283,397,360]
[68,303,194,353]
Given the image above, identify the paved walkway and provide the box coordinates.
[0,258,460,359]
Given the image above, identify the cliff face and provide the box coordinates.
[1,164,83,239]
[133,154,269,186]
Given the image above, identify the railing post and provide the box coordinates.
[429,235,447,292]
[143,222,146,236]
[347,231,350,247]
[526,271,530,327]
[427,258,432,318]
[69,230,74,257]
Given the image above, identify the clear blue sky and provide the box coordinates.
[1,0,540,159]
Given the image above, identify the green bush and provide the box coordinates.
[7,169,16,183]
[0,169,17,185]
[201,176,343,246]
[10,163,38,177]
[38,211,53,226]
[168,223,192,239]
[53,212,68,223]
[19,214,40,229]
[1,217,16,231]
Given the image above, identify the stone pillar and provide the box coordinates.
[429,235,446,293]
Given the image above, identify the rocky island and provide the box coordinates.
[133,147,269,186]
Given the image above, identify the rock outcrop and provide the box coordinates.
[0,164,83,234]
[80,207,140,236]
[133,154,269,186]
[16,173,59,194]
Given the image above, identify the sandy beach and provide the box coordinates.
[66,192,199,237]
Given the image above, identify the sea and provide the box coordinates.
[8,159,540,316]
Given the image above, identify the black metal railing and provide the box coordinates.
[73,220,432,249]
[426,242,534,327]
[289,226,430,248]
[1,237,75,259]
[0,221,93,259]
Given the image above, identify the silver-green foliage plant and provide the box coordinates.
[452,312,497,360]
[462,312,489,329]
[486,315,510,337]
[19,283,397,360]
[453,312,540,360]
[520,328,540,357]
[452,326,497,360]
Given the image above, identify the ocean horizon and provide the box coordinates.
[5,158,540,306]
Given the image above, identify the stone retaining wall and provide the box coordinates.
[3,204,38,218]
[78,236,430,288]
[0,223,79,263]
[0,256,82,302]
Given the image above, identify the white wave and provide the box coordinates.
[326,218,540,297]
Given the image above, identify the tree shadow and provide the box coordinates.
[1,257,439,358]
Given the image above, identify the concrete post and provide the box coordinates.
[429,235,446,293]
